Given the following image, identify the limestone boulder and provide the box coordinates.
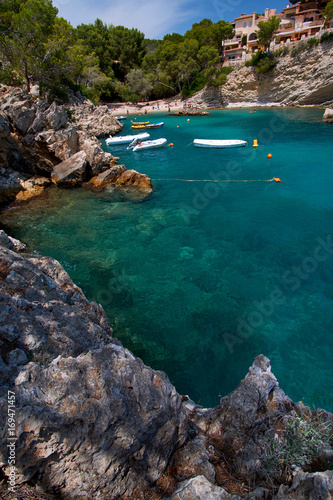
[45,102,68,130]
[16,176,51,201]
[69,99,122,137]
[115,169,152,191]
[51,150,88,187]
[0,167,26,202]
[35,126,79,161]
[89,165,126,188]
[12,107,36,135]
[275,470,333,499]
[323,108,333,123]
[0,230,26,251]
[78,131,114,175]
[170,475,241,500]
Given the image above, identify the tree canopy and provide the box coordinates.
[256,16,281,48]
[0,0,234,101]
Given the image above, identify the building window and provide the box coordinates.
[249,21,252,26]
[297,22,300,28]
[243,22,247,27]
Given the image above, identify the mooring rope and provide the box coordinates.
[151,178,282,183]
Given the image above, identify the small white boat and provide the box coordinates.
[193,139,247,148]
[128,138,168,152]
[105,132,150,145]
[115,115,127,121]
[145,122,164,129]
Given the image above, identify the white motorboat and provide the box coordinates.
[145,122,164,129]
[128,138,168,151]
[115,115,127,121]
[105,132,150,145]
[193,139,247,148]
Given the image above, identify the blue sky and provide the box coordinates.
[53,0,290,39]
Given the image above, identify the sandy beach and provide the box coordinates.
[106,97,193,117]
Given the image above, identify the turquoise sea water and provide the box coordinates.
[2,108,333,410]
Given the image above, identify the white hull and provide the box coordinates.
[105,132,150,145]
[132,138,167,151]
[145,122,164,129]
[193,139,247,148]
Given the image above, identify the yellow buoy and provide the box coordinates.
[253,139,258,148]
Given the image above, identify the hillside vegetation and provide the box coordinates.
[0,0,234,102]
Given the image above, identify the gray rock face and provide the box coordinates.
[68,96,123,138]
[35,125,79,161]
[78,130,113,175]
[51,150,88,186]
[0,230,27,251]
[221,40,333,107]
[0,167,25,202]
[275,470,333,499]
[0,245,188,499]
[170,475,241,500]
[0,85,151,201]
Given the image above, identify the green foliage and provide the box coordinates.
[126,68,153,97]
[0,6,235,103]
[109,25,146,76]
[211,73,228,87]
[220,66,233,75]
[76,19,114,77]
[290,41,307,56]
[0,64,23,85]
[274,46,289,56]
[184,18,234,55]
[256,16,281,47]
[306,37,319,48]
[246,51,277,73]
[324,1,333,21]
[163,32,184,43]
[320,30,333,43]
[262,415,333,481]
[0,0,59,91]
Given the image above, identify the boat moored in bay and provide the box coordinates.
[193,139,247,148]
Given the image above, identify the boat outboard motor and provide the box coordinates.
[127,137,140,149]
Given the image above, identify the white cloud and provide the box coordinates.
[55,0,198,38]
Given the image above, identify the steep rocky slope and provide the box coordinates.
[0,239,332,499]
[187,38,333,108]
[222,39,333,106]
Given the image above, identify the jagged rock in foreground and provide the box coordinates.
[0,229,26,251]
[0,244,188,499]
[0,240,332,499]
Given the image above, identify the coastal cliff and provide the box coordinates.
[0,239,332,499]
[187,38,333,108]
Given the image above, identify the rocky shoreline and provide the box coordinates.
[0,84,152,205]
[1,80,333,499]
